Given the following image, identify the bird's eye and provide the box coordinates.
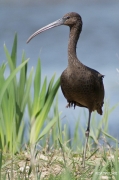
[67,16,70,19]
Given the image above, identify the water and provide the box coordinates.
[0,0,119,138]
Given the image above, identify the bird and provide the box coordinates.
[27,12,104,167]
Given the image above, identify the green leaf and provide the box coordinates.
[101,130,119,142]
[21,67,33,112]
[0,59,29,105]
[33,58,41,109]
[30,77,60,143]
[18,51,27,107]
[11,33,17,67]
[37,114,60,142]
[45,73,56,100]
[36,77,60,127]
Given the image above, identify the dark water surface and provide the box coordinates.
[0,0,119,139]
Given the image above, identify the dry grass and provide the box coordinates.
[1,143,119,180]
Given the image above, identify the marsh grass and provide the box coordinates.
[0,35,119,179]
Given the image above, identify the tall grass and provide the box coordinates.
[0,34,60,153]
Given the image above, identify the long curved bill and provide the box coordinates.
[27,18,64,43]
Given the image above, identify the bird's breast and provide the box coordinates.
[60,69,89,101]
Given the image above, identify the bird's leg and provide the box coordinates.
[82,110,91,168]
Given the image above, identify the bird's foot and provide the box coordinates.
[66,101,76,109]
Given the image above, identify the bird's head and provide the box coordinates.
[27,12,82,43]
[62,12,82,28]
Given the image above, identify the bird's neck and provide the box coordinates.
[68,26,81,66]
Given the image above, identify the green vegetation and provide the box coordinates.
[0,34,119,179]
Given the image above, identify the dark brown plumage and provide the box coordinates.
[27,12,104,167]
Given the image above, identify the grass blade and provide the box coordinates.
[0,58,29,105]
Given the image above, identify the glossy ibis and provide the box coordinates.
[27,12,104,167]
